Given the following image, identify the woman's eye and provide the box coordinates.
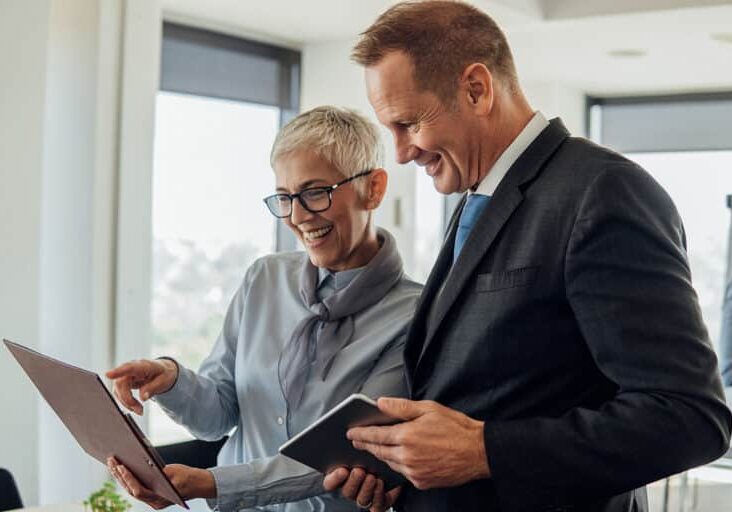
[303,189,327,200]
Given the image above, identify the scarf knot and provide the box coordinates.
[278,228,404,428]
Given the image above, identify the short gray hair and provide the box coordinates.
[270,106,383,195]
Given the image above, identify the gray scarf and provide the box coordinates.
[278,228,404,416]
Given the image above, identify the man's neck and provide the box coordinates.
[474,95,534,189]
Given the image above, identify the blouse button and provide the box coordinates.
[277,416,284,425]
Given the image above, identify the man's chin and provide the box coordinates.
[432,175,460,196]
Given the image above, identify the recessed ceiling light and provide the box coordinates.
[711,33,732,44]
[607,49,647,58]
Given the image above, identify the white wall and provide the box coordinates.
[523,80,587,136]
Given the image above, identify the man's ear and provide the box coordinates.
[461,63,494,115]
[364,168,388,210]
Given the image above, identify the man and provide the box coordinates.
[323,1,732,511]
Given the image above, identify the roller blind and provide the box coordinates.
[590,94,732,153]
[160,22,300,111]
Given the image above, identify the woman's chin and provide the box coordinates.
[306,249,334,270]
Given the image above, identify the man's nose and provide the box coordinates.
[394,133,420,164]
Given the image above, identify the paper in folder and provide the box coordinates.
[3,338,188,508]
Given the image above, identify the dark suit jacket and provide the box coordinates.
[396,119,732,512]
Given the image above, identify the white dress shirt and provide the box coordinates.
[472,111,549,196]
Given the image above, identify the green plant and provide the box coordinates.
[83,481,132,512]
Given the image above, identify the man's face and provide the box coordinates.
[365,51,480,195]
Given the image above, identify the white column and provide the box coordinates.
[37,0,124,504]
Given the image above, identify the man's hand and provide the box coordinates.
[105,359,178,415]
[107,457,216,509]
[347,397,490,490]
[324,467,401,512]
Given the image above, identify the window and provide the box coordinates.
[149,22,300,444]
[413,173,444,282]
[622,150,732,351]
[589,94,732,511]
[588,94,732,351]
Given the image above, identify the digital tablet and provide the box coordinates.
[3,339,188,508]
[279,393,406,490]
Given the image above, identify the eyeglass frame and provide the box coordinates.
[262,170,373,218]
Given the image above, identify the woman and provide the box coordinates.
[105,106,422,511]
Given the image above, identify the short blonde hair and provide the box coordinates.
[270,106,383,195]
[352,1,519,102]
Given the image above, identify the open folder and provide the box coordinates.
[3,339,188,508]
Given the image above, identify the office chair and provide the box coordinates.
[155,437,228,469]
[0,468,23,511]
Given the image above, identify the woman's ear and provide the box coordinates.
[364,168,388,210]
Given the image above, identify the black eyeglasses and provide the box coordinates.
[263,171,372,218]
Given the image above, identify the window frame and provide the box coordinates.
[115,18,301,439]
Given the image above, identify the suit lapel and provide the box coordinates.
[411,118,570,379]
[404,195,465,385]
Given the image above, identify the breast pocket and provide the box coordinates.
[476,265,540,292]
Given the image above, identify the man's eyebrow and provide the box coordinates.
[276,179,330,193]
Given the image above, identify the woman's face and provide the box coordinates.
[273,150,380,272]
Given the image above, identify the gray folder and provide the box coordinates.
[3,338,188,508]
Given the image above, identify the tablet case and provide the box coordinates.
[279,394,406,490]
[3,339,188,508]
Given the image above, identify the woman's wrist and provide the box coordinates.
[196,468,217,499]
[156,357,180,393]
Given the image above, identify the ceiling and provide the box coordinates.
[161,0,732,95]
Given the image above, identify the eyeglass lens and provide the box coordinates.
[267,188,331,217]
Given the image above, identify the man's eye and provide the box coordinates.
[397,121,419,133]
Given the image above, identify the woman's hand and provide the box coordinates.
[105,359,178,415]
[107,457,216,509]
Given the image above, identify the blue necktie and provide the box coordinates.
[453,194,491,263]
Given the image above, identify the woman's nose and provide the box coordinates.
[290,196,313,225]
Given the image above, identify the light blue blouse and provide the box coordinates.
[154,251,422,511]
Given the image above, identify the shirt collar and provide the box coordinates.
[317,265,364,291]
[472,111,549,196]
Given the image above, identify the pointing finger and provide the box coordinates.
[113,376,143,415]
[106,361,146,380]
